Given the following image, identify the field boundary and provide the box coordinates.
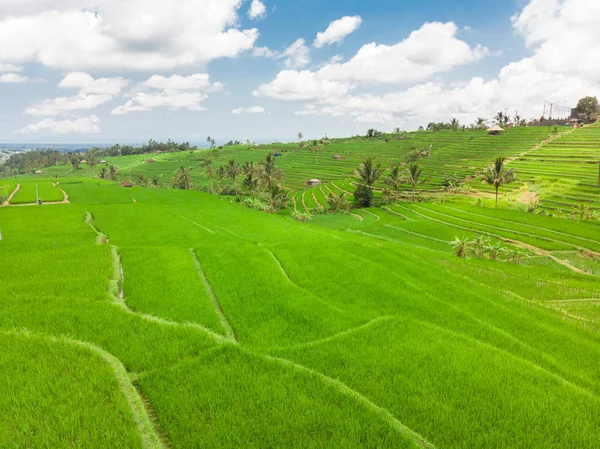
[4,330,166,449]
[261,352,436,449]
[1,183,20,206]
[190,248,237,342]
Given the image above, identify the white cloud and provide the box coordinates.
[58,72,129,95]
[248,0,267,20]
[25,94,113,116]
[25,72,128,116]
[0,73,29,83]
[318,22,488,84]
[314,16,362,48]
[20,115,100,134]
[111,73,222,114]
[282,39,311,69]
[253,46,279,58]
[253,70,352,102]
[0,63,23,72]
[0,0,258,71]
[142,74,223,92]
[232,106,265,114]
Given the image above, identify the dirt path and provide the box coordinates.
[312,190,323,208]
[517,189,539,205]
[504,129,574,166]
[2,183,20,206]
[503,238,589,275]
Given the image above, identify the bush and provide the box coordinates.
[353,185,374,207]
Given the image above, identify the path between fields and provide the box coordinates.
[504,128,575,166]
[5,330,166,449]
[1,183,20,206]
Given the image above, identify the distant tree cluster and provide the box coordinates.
[0,149,70,175]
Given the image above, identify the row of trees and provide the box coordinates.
[451,234,527,263]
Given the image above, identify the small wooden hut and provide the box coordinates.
[332,154,343,160]
[147,159,156,163]
[120,181,133,188]
[307,179,322,187]
[487,124,505,135]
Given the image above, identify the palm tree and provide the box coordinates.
[356,157,385,187]
[203,161,215,193]
[258,153,284,190]
[481,157,516,208]
[216,166,227,191]
[310,140,321,163]
[108,164,119,181]
[450,118,460,131]
[151,177,160,189]
[297,132,303,142]
[476,117,487,130]
[403,163,424,202]
[451,236,470,258]
[385,163,403,193]
[173,166,192,190]
[226,160,242,196]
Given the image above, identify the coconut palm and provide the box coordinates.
[476,117,488,129]
[226,159,242,196]
[173,166,192,190]
[151,177,160,189]
[215,166,227,191]
[450,118,460,131]
[356,157,385,187]
[384,163,403,193]
[451,236,470,258]
[310,140,321,164]
[403,163,424,202]
[481,157,516,208]
[258,153,284,190]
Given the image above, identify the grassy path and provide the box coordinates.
[191,249,237,342]
[5,330,166,449]
[1,183,20,206]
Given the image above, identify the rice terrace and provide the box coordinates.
[2,0,600,448]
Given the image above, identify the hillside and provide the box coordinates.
[1,177,600,447]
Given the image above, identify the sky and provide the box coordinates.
[0,0,598,145]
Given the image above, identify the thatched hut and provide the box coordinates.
[147,158,156,163]
[120,181,133,188]
[307,179,322,187]
[34,170,43,175]
[487,124,505,135]
[332,154,343,160]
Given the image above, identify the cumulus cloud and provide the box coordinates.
[248,0,267,20]
[231,106,265,114]
[20,115,101,134]
[0,73,29,83]
[0,0,259,71]
[25,73,128,116]
[0,63,23,72]
[282,39,311,69]
[314,16,362,48]
[253,70,352,102]
[111,73,222,114]
[261,3,600,127]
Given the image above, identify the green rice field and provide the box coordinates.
[1,169,600,447]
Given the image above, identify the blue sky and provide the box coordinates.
[0,0,597,144]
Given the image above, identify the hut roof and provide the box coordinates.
[34,170,43,174]
[487,124,505,132]
[120,181,134,187]
[308,178,321,184]
[147,158,156,163]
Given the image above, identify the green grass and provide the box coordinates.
[2,137,600,447]
[10,180,64,204]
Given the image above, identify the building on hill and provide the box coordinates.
[120,181,133,187]
[332,154,343,160]
[487,124,505,135]
[307,178,322,187]
[147,159,156,163]
[34,170,43,174]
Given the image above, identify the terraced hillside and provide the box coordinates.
[507,124,600,213]
[1,179,599,448]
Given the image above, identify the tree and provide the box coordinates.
[353,184,374,207]
[481,157,516,208]
[471,234,490,258]
[475,117,488,130]
[326,192,350,213]
[202,161,215,193]
[451,236,470,258]
[206,136,216,149]
[98,166,108,179]
[108,165,120,181]
[385,163,403,193]
[226,159,242,196]
[258,153,284,190]
[576,96,599,123]
[310,140,321,163]
[450,118,460,131]
[403,163,424,202]
[297,132,303,142]
[151,177,161,189]
[136,174,149,187]
[355,157,385,187]
[494,111,509,127]
[443,173,461,192]
[172,166,192,190]
[366,128,380,138]
[242,161,259,194]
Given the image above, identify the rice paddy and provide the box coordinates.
[1,124,600,448]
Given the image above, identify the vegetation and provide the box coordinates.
[481,157,516,208]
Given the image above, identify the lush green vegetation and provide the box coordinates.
[1,119,600,447]
[1,172,599,447]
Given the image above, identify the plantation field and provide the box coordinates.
[1,178,600,448]
[8,180,65,205]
